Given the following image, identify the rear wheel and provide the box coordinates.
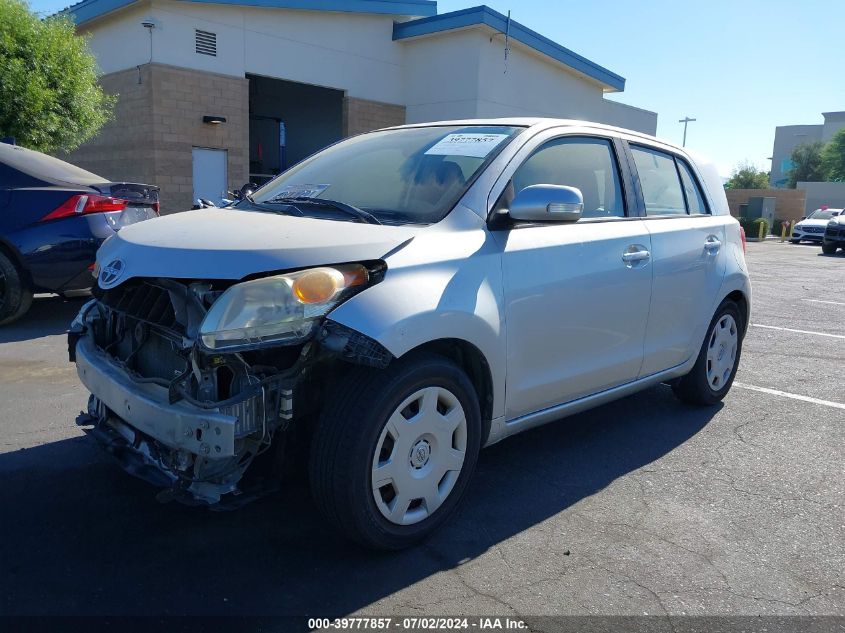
[309,352,482,550]
[0,252,33,326]
[822,241,837,255]
[673,301,743,406]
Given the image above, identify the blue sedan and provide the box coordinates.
[0,142,159,324]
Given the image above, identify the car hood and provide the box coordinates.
[796,219,833,229]
[95,208,419,289]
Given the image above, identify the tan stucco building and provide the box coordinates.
[64,0,657,212]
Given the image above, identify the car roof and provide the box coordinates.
[0,142,105,186]
[382,117,729,216]
[383,117,682,151]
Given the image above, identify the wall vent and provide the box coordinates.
[195,29,217,56]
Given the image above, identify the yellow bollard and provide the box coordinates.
[780,221,788,242]
[758,221,766,241]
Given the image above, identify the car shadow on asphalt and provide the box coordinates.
[0,295,86,344]
[0,385,719,621]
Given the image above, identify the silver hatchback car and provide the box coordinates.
[70,119,751,549]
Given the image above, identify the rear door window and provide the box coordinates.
[630,146,686,216]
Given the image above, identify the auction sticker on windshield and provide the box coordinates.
[424,133,509,158]
[269,184,330,200]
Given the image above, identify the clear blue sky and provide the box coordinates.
[27,0,845,176]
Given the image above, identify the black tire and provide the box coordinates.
[309,352,482,550]
[789,239,800,244]
[822,241,837,255]
[0,252,33,326]
[672,300,744,406]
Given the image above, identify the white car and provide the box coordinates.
[791,208,844,244]
[69,119,751,549]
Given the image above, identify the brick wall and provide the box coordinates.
[64,63,249,213]
[62,66,157,188]
[342,97,406,136]
[725,188,807,222]
[150,65,248,212]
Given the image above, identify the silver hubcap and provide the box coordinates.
[706,314,738,390]
[371,386,467,526]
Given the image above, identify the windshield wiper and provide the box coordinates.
[269,196,382,225]
[239,196,304,216]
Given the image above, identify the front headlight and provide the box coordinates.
[199,264,370,351]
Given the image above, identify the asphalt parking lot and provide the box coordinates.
[0,241,843,625]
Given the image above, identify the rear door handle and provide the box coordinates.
[704,236,722,253]
[622,247,650,264]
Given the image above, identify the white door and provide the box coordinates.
[496,136,653,419]
[192,147,228,204]
[628,144,727,376]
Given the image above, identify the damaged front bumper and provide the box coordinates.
[68,289,392,507]
[73,334,294,505]
[76,335,241,458]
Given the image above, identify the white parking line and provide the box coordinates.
[751,323,845,339]
[805,299,845,306]
[733,382,845,410]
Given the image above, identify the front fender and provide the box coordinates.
[327,208,507,419]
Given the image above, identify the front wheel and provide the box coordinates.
[822,241,837,255]
[309,352,482,550]
[789,239,800,244]
[673,301,744,406]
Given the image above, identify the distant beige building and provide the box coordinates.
[769,111,845,188]
[63,0,657,212]
[797,181,845,215]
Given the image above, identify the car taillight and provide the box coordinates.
[41,194,127,221]
[152,202,160,215]
[739,226,747,253]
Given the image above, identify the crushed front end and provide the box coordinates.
[69,266,390,507]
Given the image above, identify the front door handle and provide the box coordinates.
[622,246,650,264]
[704,236,722,253]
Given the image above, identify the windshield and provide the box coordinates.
[249,125,522,224]
[808,209,841,220]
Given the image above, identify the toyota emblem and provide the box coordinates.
[99,259,125,287]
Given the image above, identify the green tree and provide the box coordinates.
[725,161,770,189]
[821,128,845,182]
[0,0,114,152]
[787,141,825,188]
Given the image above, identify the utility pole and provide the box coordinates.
[679,117,696,147]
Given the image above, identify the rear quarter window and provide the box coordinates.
[676,159,709,214]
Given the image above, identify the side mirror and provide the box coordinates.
[508,184,583,223]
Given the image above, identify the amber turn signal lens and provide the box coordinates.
[341,264,369,288]
[292,268,345,304]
